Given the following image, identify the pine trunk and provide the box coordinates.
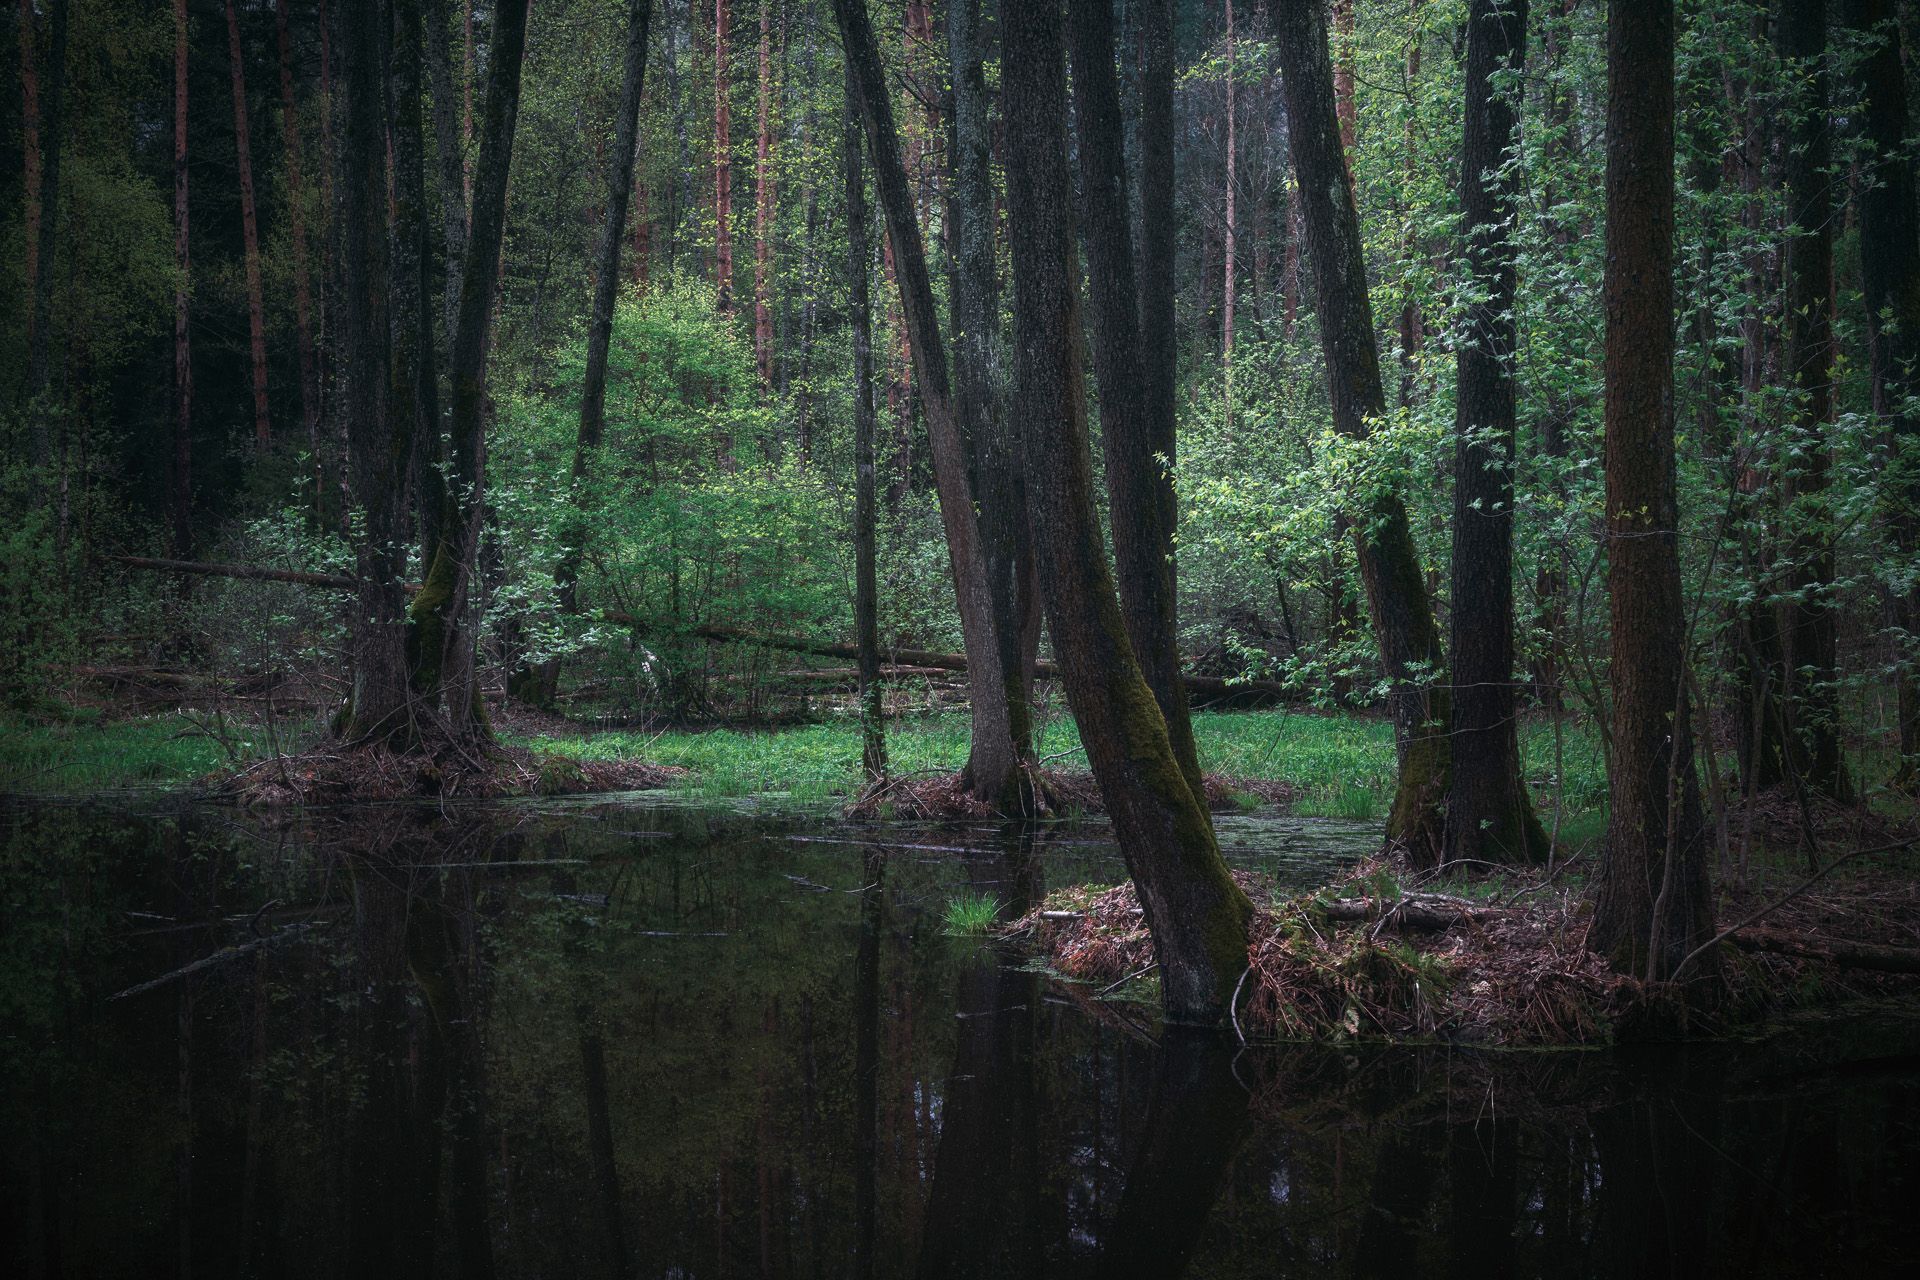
[276,1,322,474]
[1069,0,1204,802]
[753,0,773,382]
[714,0,733,311]
[1270,0,1451,863]
[1002,0,1250,1027]
[225,0,272,446]
[845,61,886,782]
[1591,0,1716,987]
[1445,0,1548,865]
[173,0,193,558]
[1776,0,1852,803]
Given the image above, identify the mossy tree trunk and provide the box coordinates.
[834,0,1036,814]
[1590,0,1716,986]
[1002,0,1251,1027]
[1444,0,1549,866]
[1845,0,1920,786]
[1068,0,1206,805]
[1269,0,1451,864]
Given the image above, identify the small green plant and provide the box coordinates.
[942,891,1001,936]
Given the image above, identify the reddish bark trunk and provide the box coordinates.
[753,0,773,381]
[226,0,272,446]
[714,0,733,311]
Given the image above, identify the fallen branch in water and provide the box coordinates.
[108,921,326,1001]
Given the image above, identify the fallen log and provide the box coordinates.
[110,557,1298,701]
[1728,927,1920,975]
[1041,895,1504,932]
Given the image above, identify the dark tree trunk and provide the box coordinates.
[390,0,441,568]
[335,0,412,737]
[1068,0,1204,803]
[226,0,272,446]
[23,0,66,470]
[173,0,193,558]
[276,1,323,487]
[714,0,733,310]
[1445,0,1548,865]
[548,0,654,636]
[834,0,1033,811]
[1845,0,1920,784]
[1001,0,1251,1026]
[426,0,470,338]
[1268,0,1451,863]
[844,61,886,783]
[407,0,531,740]
[1591,0,1715,986]
[1775,0,1852,802]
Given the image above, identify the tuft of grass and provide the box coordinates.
[942,890,1002,935]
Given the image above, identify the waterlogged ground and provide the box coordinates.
[3,798,1915,1278]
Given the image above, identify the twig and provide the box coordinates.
[109,922,325,1001]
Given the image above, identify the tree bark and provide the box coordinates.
[276,1,322,480]
[753,0,773,381]
[426,0,470,339]
[335,0,412,738]
[834,0,1032,811]
[1223,0,1237,375]
[1775,0,1852,802]
[1844,0,1920,784]
[1069,0,1204,803]
[22,0,66,470]
[1591,0,1715,986]
[225,0,272,446]
[408,0,532,741]
[1269,0,1451,862]
[391,0,442,569]
[1445,0,1548,866]
[845,60,886,783]
[173,0,193,558]
[714,0,733,311]
[1001,0,1251,1026]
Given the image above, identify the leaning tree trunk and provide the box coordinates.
[173,0,193,558]
[334,0,412,739]
[225,0,272,446]
[1590,0,1716,987]
[539,0,654,702]
[834,0,1033,812]
[23,0,66,472]
[1775,0,1853,803]
[1001,0,1250,1027]
[1269,0,1451,863]
[408,0,531,742]
[1068,0,1205,804]
[1845,0,1920,785]
[1444,0,1548,865]
[276,1,322,487]
[845,59,886,784]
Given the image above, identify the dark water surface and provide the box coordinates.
[3,796,1915,1278]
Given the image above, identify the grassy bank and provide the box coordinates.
[0,705,1609,836]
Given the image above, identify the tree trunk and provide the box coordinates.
[426,0,470,339]
[1591,0,1715,986]
[753,0,773,381]
[1001,0,1250,1026]
[1844,0,1920,784]
[845,61,886,783]
[834,0,1032,811]
[22,0,66,471]
[1069,0,1204,802]
[408,0,531,741]
[173,0,193,558]
[1269,0,1451,862]
[335,0,412,738]
[1445,0,1548,866]
[714,0,733,311]
[1775,0,1852,803]
[225,0,272,446]
[391,0,442,572]
[1223,0,1237,378]
[276,1,322,485]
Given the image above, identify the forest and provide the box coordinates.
[4,0,1920,1270]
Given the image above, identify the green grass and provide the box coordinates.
[0,712,279,791]
[941,890,1002,935]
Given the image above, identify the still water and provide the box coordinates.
[2,796,1914,1278]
